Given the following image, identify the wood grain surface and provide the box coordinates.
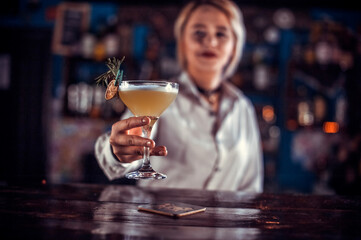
[1,183,360,239]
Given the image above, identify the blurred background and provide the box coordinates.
[0,0,360,195]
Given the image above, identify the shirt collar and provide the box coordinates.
[178,72,200,98]
[177,71,240,103]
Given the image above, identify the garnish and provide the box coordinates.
[105,80,119,100]
[95,56,125,100]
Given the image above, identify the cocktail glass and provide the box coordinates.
[118,80,179,179]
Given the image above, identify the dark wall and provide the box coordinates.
[0,27,52,185]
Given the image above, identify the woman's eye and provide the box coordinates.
[216,32,227,38]
[194,30,206,39]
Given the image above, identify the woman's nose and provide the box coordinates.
[204,35,217,47]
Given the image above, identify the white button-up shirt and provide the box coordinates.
[95,72,263,192]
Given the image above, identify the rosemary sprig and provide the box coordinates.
[95,56,125,86]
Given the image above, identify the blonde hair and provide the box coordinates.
[174,0,246,79]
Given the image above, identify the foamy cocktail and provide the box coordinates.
[118,80,179,179]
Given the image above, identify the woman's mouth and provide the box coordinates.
[200,51,217,58]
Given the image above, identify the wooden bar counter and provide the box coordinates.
[1,183,361,239]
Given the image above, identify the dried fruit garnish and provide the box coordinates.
[105,80,118,100]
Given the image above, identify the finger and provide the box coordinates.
[150,146,168,156]
[112,116,150,133]
[110,135,155,148]
[114,146,167,163]
[113,146,146,156]
[111,145,143,163]
[113,145,165,157]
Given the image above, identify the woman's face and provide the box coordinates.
[183,5,235,78]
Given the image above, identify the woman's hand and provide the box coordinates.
[109,116,167,163]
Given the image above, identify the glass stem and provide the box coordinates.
[141,125,152,170]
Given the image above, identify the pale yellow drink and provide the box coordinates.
[118,80,179,180]
[118,86,177,126]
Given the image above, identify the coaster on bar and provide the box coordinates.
[138,202,206,218]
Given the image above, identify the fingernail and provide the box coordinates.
[142,117,147,123]
[146,141,152,146]
[159,151,165,155]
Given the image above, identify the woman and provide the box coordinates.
[95,0,264,192]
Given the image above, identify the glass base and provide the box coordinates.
[125,169,167,180]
